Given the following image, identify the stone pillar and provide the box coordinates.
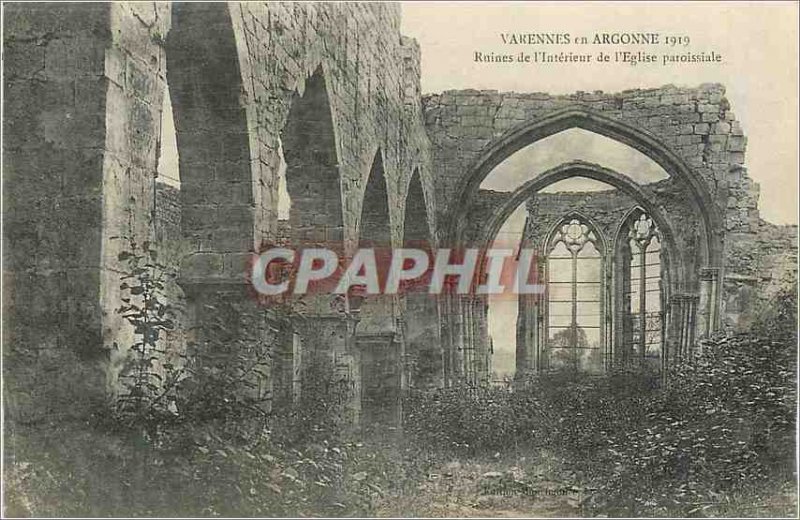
[179,278,280,414]
[300,312,361,426]
[3,3,175,424]
[439,296,454,387]
[516,294,542,375]
[462,296,474,386]
[405,291,444,390]
[271,327,304,411]
[354,293,402,430]
[697,268,720,338]
[669,294,699,362]
[450,295,466,383]
[473,296,491,385]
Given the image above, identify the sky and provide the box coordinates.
[399,1,799,376]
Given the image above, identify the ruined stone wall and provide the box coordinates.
[424,85,777,334]
[723,221,798,330]
[424,84,748,233]
[227,2,434,251]
[4,2,791,421]
[3,2,435,423]
[3,3,172,423]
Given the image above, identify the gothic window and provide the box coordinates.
[546,218,604,372]
[623,212,663,367]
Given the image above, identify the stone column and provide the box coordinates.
[697,267,720,338]
[352,291,402,430]
[451,295,466,383]
[516,294,542,375]
[179,275,280,415]
[473,296,491,385]
[669,294,700,362]
[300,312,361,426]
[405,291,444,390]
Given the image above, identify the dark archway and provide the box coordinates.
[403,168,431,246]
[282,67,344,246]
[275,66,347,410]
[359,151,393,248]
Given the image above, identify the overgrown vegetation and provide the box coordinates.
[4,243,796,517]
[4,243,428,517]
[404,283,797,517]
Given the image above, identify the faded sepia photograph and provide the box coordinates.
[2,1,798,518]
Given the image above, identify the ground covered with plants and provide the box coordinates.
[4,252,797,517]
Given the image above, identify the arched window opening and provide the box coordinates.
[622,212,664,369]
[546,217,604,373]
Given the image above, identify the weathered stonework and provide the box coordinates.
[3,2,795,430]
[423,85,748,233]
[3,2,436,426]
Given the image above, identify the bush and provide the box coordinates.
[403,368,658,460]
[4,241,382,517]
[591,284,797,516]
[404,286,796,516]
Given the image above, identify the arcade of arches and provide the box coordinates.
[4,3,797,428]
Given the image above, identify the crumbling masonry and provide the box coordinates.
[4,3,796,428]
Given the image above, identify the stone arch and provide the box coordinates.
[447,106,723,267]
[167,3,257,257]
[403,167,433,247]
[480,164,687,378]
[358,149,393,248]
[282,67,344,246]
[476,161,686,289]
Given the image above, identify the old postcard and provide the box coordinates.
[2,1,798,517]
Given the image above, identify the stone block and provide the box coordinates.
[181,252,224,279]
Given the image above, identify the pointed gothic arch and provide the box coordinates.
[613,207,670,370]
[167,3,257,255]
[541,213,607,373]
[447,107,723,269]
[282,67,344,246]
[476,161,685,291]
